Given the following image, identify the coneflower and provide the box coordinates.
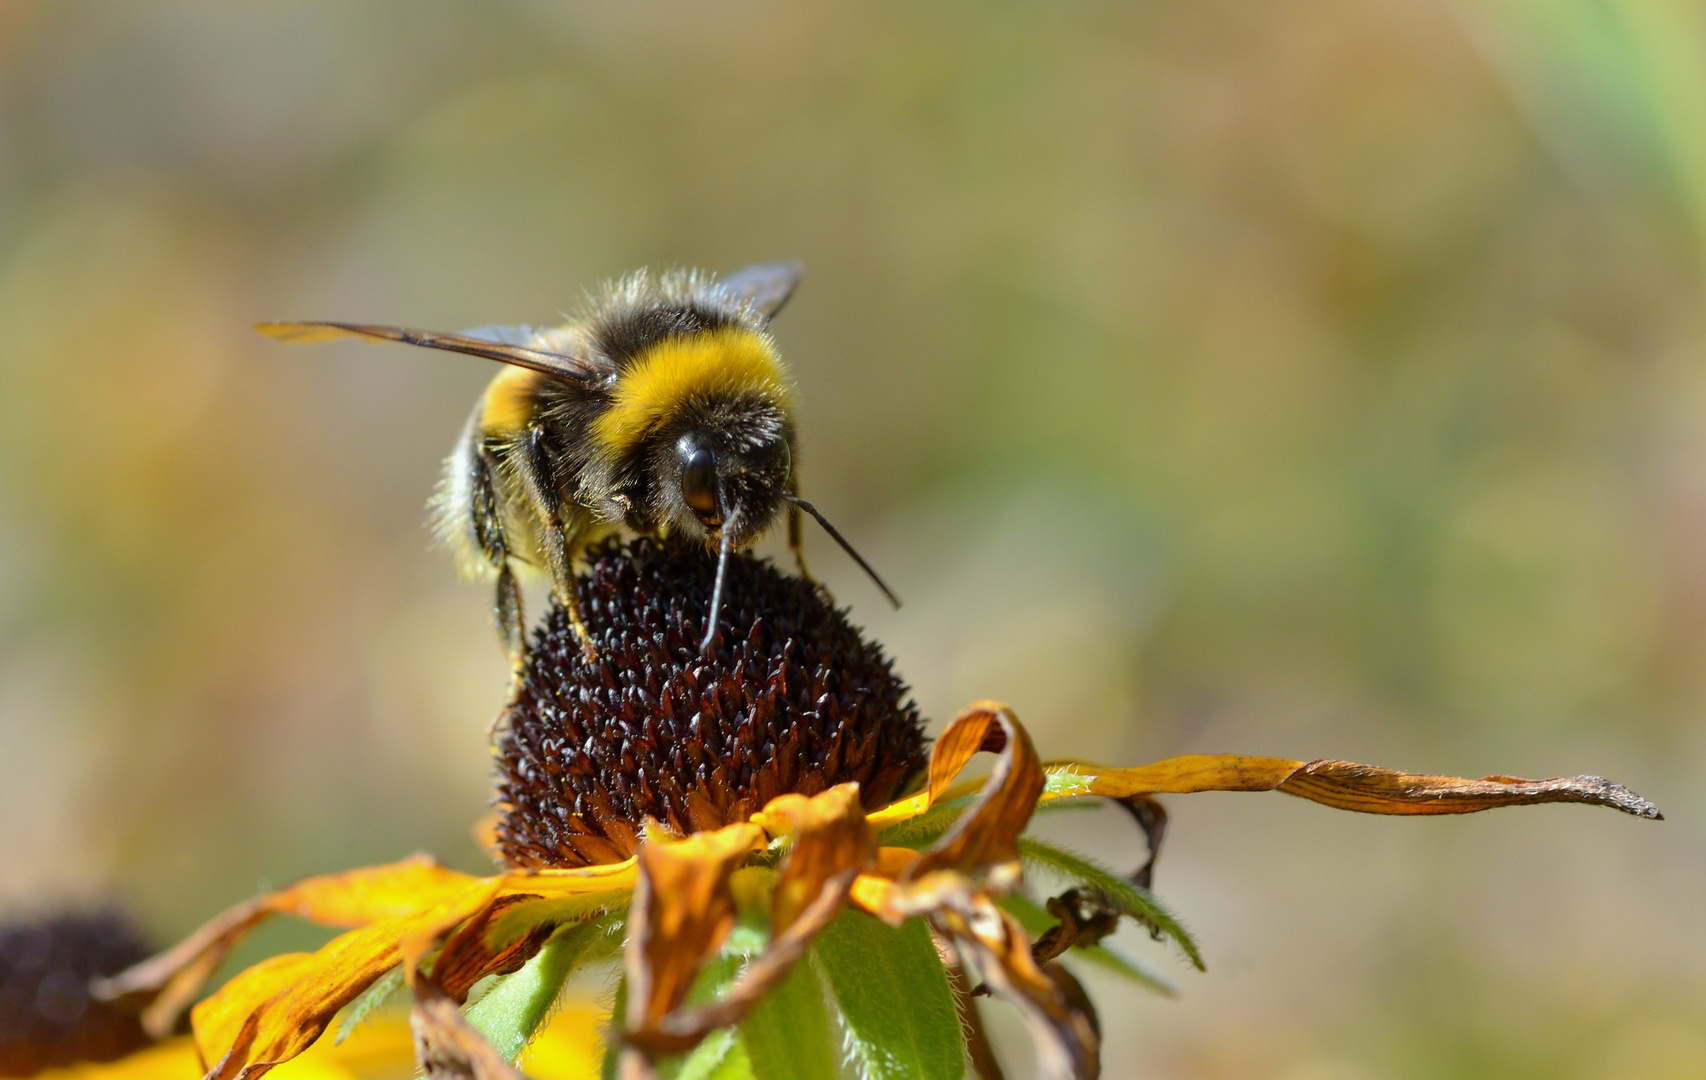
[91,539,1661,1080]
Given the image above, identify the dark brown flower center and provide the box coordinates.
[493,537,928,868]
[0,910,153,1078]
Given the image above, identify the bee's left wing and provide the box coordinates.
[716,260,804,321]
[256,321,603,383]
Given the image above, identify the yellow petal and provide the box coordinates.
[35,1020,417,1080]
[98,856,483,1038]
[197,879,504,1080]
[517,999,607,1080]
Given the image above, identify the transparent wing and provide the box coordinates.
[257,321,602,383]
[716,260,804,321]
[459,324,540,347]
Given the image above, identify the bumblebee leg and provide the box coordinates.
[786,487,837,602]
[494,564,525,667]
[490,564,529,736]
[461,437,531,671]
[515,427,598,661]
[787,498,814,581]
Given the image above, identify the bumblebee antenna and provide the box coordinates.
[783,494,902,609]
[701,500,735,655]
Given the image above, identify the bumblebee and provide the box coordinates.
[259,261,897,663]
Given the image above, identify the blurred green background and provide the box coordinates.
[0,2,1701,1077]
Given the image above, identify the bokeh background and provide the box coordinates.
[0,2,1702,1077]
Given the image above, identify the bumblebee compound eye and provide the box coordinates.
[678,436,720,524]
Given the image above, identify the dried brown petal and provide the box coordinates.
[1113,795,1167,890]
[624,787,876,1060]
[1055,755,1663,818]
[910,702,1043,886]
[411,980,527,1080]
[622,824,765,1046]
[935,892,1099,1080]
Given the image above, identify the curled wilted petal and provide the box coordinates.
[624,786,876,1062]
[845,704,1101,1079]
[935,891,1099,1080]
[910,702,1044,886]
[853,703,1046,925]
[622,824,765,1052]
[755,784,876,934]
[1049,755,1663,818]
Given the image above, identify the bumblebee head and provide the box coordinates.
[657,412,792,658]
[663,411,900,657]
[661,418,792,550]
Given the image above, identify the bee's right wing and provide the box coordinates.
[458,324,540,347]
[256,321,604,384]
[716,260,804,321]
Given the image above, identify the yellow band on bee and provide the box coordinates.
[480,365,545,435]
[592,327,792,457]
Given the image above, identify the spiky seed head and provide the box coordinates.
[493,537,928,868]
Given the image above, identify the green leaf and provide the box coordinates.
[1017,836,1205,971]
[1071,943,1177,997]
[335,964,404,1044]
[600,977,627,1080]
[486,892,630,952]
[875,801,966,850]
[737,957,837,1080]
[672,1028,743,1080]
[707,1039,756,1080]
[814,910,964,1080]
[609,951,755,1080]
[1042,770,1096,799]
[468,911,627,1062]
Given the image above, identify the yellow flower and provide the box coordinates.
[90,540,1660,1080]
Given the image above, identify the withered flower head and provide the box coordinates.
[94,541,1663,1080]
[495,536,928,868]
[0,911,153,1078]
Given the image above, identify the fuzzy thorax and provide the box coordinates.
[591,327,793,461]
